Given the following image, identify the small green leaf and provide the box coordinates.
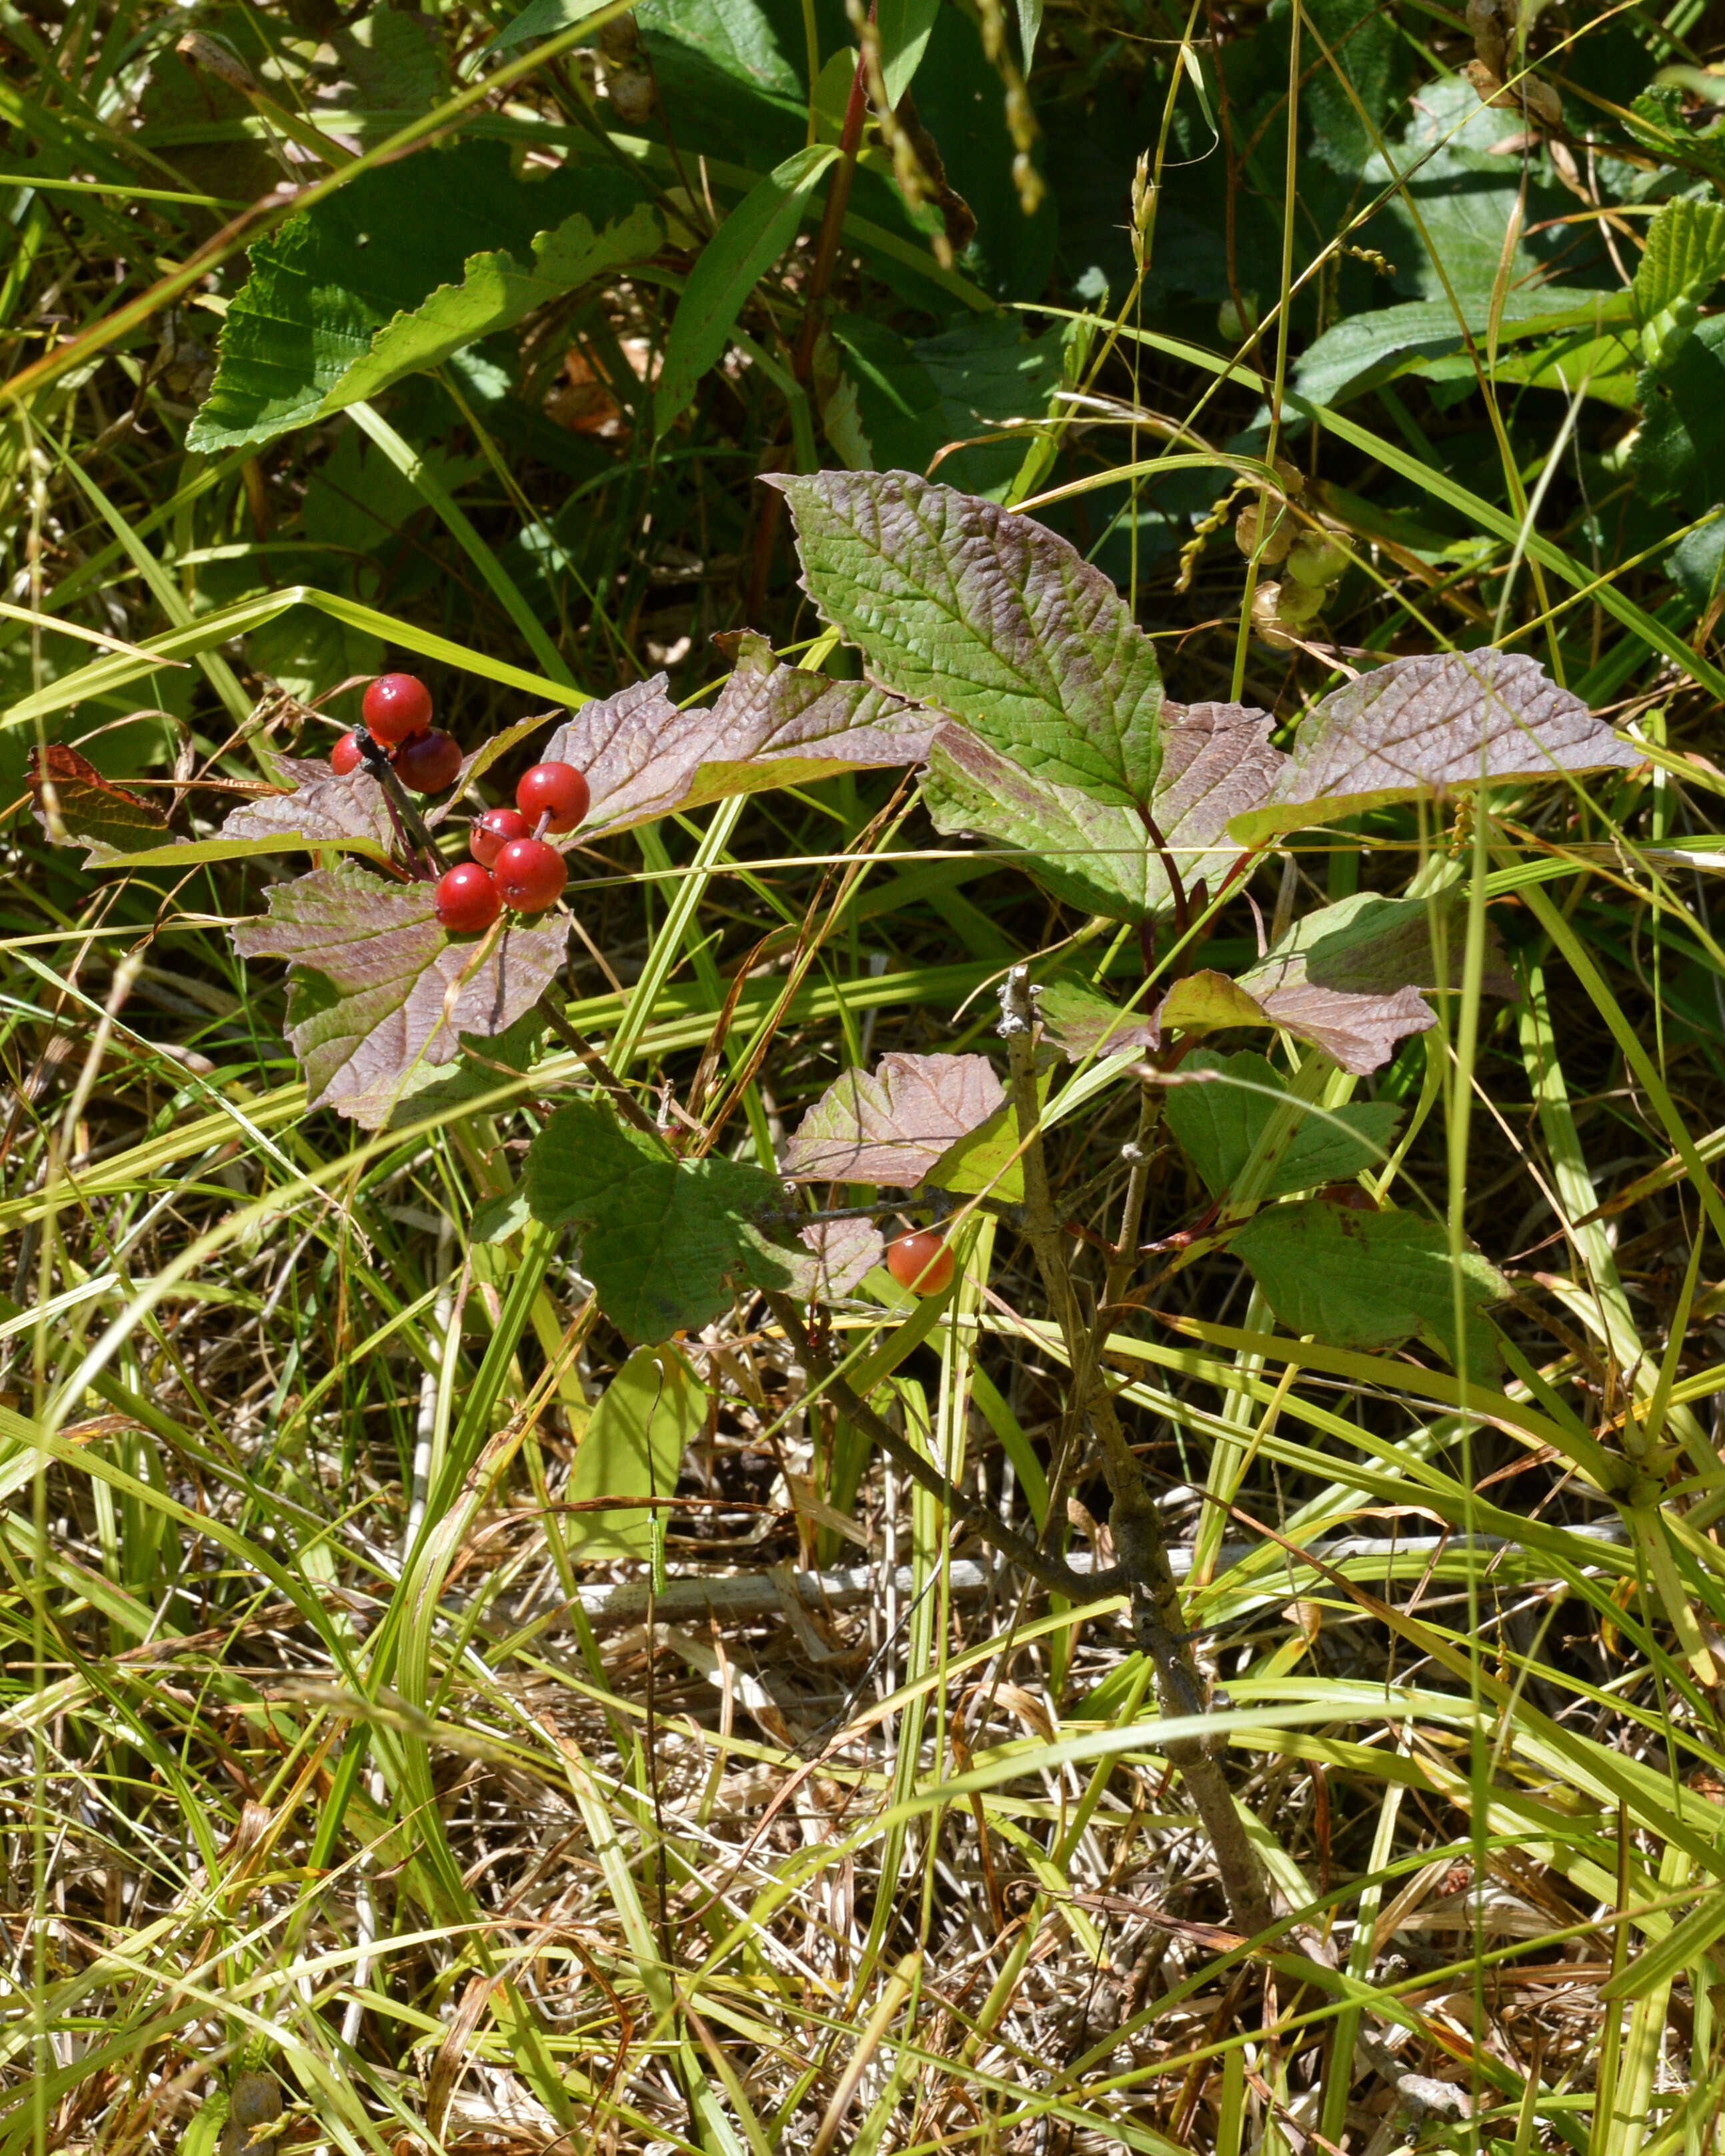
[566,1345,707,1559]
[523,1097,799,1340]
[1633,199,1725,335]
[1230,1199,1509,1375]
[878,0,939,103]
[653,145,838,433]
[484,0,622,55]
[1165,1051,1402,1201]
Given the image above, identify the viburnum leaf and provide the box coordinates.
[923,700,1284,923]
[541,639,935,837]
[796,1216,886,1298]
[1160,891,1517,1075]
[769,469,1170,807]
[1228,651,1642,846]
[782,1052,1005,1186]
[425,713,549,827]
[1037,979,1162,1061]
[28,745,171,862]
[219,756,399,857]
[523,1097,803,1341]
[1165,1050,1402,1201]
[1229,1197,1510,1374]
[232,863,566,1125]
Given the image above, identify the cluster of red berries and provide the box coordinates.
[331,673,463,793]
[331,672,591,936]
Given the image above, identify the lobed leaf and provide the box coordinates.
[1230,1197,1510,1375]
[541,639,936,836]
[782,1051,1004,1186]
[1160,891,1516,1075]
[923,698,1283,923]
[218,756,399,857]
[769,468,1169,807]
[232,863,566,1125]
[1164,1050,1402,1201]
[523,1097,801,1341]
[28,746,171,862]
[1228,651,1640,846]
[796,1216,886,1298]
[1036,979,1162,1061]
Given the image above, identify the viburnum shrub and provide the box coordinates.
[32,469,1643,1926]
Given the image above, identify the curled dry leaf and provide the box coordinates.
[924,699,1284,923]
[1229,650,1642,845]
[27,745,171,861]
[541,635,935,839]
[232,863,566,1124]
[782,1051,1005,1186]
[770,468,1169,807]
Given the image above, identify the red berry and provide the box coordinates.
[470,807,531,867]
[493,837,567,913]
[886,1230,954,1297]
[362,672,434,747]
[330,731,365,777]
[394,727,463,793]
[516,760,590,834]
[434,862,501,935]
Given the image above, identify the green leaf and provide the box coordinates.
[1036,980,1160,1061]
[1226,651,1640,847]
[772,469,1168,807]
[485,0,621,55]
[878,0,939,103]
[1165,1051,1402,1201]
[1015,0,1042,66]
[1632,314,1725,511]
[1291,291,1630,413]
[922,698,1284,924]
[653,145,837,434]
[187,142,659,451]
[1302,0,1412,177]
[1230,1199,1509,1375]
[1632,199,1725,368]
[819,311,1062,500]
[523,1097,801,1341]
[565,1345,708,1559]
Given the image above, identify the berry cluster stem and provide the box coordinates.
[355,726,443,879]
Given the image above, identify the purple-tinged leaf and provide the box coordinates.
[28,745,170,861]
[782,1052,1005,1186]
[796,1216,885,1298]
[923,699,1284,923]
[1230,1197,1509,1374]
[1228,651,1642,845]
[219,755,398,857]
[233,863,566,1124]
[523,1096,801,1341]
[1038,979,1162,1061]
[1159,891,1516,1074]
[541,639,932,840]
[769,469,1168,807]
[424,712,549,828]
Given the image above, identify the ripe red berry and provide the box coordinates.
[516,760,590,833]
[330,731,365,777]
[470,807,530,867]
[393,727,463,793]
[362,672,434,747]
[434,862,501,935]
[493,837,567,913]
[886,1230,954,1297]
